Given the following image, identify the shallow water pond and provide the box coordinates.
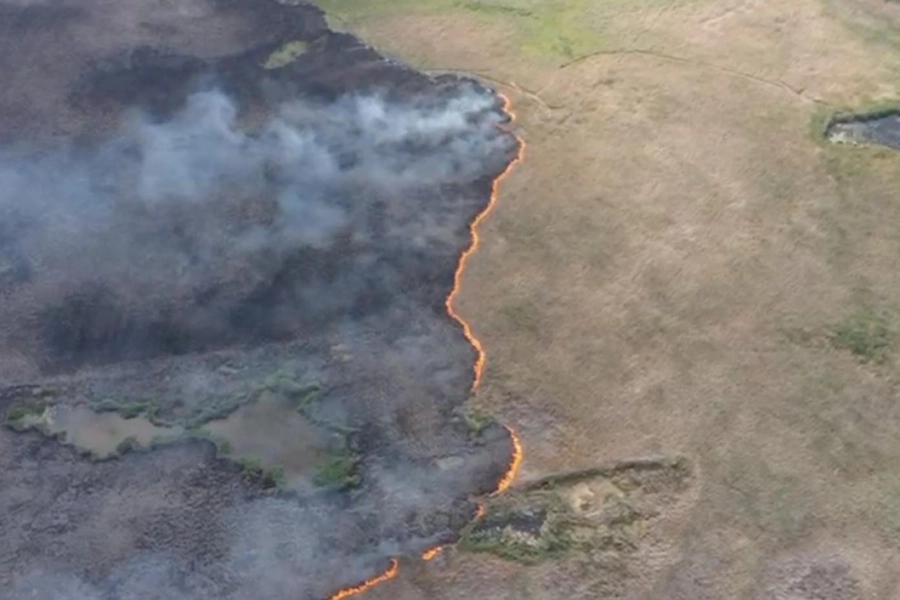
[206,395,330,490]
[827,112,900,150]
[43,405,181,458]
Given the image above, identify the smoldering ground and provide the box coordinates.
[0,86,515,374]
[2,435,476,600]
[0,80,519,598]
[0,0,522,595]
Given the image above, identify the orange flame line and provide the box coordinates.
[421,546,443,561]
[327,92,525,598]
[445,93,525,391]
[418,93,525,568]
[491,424,523,495]
[327,559,400,600]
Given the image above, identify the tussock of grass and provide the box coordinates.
[830,312,893,362]
[459,506,572,563]
[90,396,185,426]
[453,1,533,17]
[525,456,690,492]
[313,453,360,490]
[4,402,48,425]
[463,406,495,435]
[266,373,321,412]
[262,40,309,69]
[92,398,156,419]
[235,457,287,489]
[459,529,572,563]
[461,458,691,563]
[184,394,247,429]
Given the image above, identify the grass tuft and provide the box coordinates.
[313,453,360,491]
[262,40,310,69]
[4,402,48,425]
[464,406,495,436]
[830,311,893,362]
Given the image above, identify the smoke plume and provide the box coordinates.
[0,85,514,374]
[0,80,517,599]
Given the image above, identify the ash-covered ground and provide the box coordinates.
[0,1,520,598]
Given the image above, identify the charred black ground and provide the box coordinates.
[0,1,519,598]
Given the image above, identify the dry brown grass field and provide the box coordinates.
[312,0,900,597]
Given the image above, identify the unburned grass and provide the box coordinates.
[262,40,309,69]
[313,0,680,60]
[830,311,893,362]
[312,453,360,490]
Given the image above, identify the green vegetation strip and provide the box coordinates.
[262,40,310,69]
[313,453,360,491]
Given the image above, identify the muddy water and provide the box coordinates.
[205,395,329,490]
[44,406,181,458]
[827,112,900,150]
[22,397,327,487]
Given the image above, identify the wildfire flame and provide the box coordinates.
[445,93,525,392]
[417,92,526,570]
[491,424,523,495]
[453,92,525,496]
[421,546,443,561]
[327,559,400,600]
[326,92,524,599]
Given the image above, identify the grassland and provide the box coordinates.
[307,0,900,597]
[315,0,683,62]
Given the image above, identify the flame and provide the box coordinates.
[327,559,400,600]
[421,546,443,561]
[445,93,525,391]
[325,91,524,598]
[442,92,525,497]
[491,424,523,495]
[444,92,525,511]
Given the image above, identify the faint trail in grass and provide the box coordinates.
[425,68,563,112]
[551,47,835,106]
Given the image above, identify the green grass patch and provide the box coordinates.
[461,458,690,563]
[262,40,310,69]
[90,396,173,422]
[184,394,246,429]
[459,527,572,563]
[830,311,894,362]
[463,406,495,436]
[313,453,360,491]
[235,457,287,489]
[4,402,47,422]
[454,1,533,17]
[266,374,320,407]
[4,402,48,426]
[524,457,691,492]
[313,0,671,61]
[459,502,573,563]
